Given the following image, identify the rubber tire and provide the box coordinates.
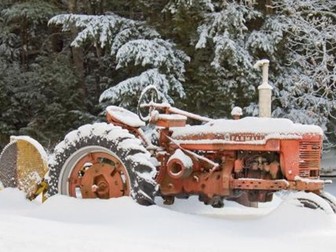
[47,123,157,205]
[286,191,335,214]
[320,192,336,213]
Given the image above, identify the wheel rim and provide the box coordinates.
[58,146,130,199]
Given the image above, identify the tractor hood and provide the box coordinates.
[171,117,323,145]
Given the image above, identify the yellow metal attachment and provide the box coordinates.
[0,136,49,200]
[26,179,49,202]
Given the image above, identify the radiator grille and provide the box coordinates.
[299,141,321,178]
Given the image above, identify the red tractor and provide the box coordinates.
[0,84,335,211]
[5,84,323,212]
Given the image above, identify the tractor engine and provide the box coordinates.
[234,151,280,180]
[155,116,323,206]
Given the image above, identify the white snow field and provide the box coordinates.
[0,185,336,252]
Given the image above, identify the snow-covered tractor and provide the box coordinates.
[0,85,334,210]
[0,61,335,212]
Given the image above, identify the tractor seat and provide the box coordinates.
[150,111,187,128]
[106,106,145,128]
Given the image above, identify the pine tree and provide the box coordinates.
[166,0,336,148]
[163,1,263,117]
[1,0,59,68]
[48,13,190,109]
[1,0,336,150]
[268,0,336,148]
[0,1,90,148]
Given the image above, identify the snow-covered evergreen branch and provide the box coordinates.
[99,68,184,105]
[49,13,189,106]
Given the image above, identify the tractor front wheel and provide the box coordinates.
[47,123,157,205]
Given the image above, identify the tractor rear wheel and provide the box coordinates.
[47,123,157,205]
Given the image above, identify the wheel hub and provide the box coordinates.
[80,163,124,199]
[67,151,130,199]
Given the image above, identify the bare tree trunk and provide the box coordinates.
[68,0,87,98]
[87,0,106,15]
[68,0,77,13]
[266,0,273,14]
[20,17,29,70]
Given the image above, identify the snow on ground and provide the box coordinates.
[0,183,336,252]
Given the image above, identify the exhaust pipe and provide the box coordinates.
[254,59,272,118]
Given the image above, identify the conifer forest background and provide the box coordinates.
[0,0,335,151]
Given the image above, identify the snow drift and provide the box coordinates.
[0,188,336,252]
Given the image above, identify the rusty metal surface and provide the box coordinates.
[68,151,130,199]
[105,104,326,206]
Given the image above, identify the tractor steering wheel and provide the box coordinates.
[137,85,161,122]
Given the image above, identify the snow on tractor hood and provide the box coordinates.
[171,117,323,144]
